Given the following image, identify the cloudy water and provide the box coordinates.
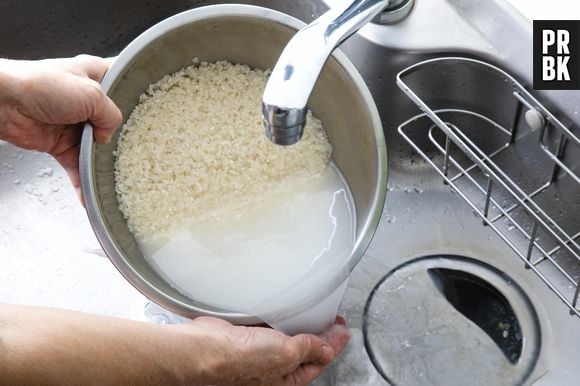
[141,164,355,334]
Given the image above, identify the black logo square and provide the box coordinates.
[533,20,580,90]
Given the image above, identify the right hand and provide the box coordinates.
[177,316,350,386]
[0,55,122,199]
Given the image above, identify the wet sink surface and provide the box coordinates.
[1,0,580,385]
[0,141,144,318]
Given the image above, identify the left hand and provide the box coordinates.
[177,316,351,386]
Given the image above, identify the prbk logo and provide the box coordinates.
[534,20,580,90]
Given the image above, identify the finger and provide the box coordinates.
[288,364,326,386]
[47,124,85,204]
[51,144,83,204]
[89,89,123,144]
[335,316,346,326]
[73,54,112,82]
[47,124,82,156]
[104,57,118,68]
[319,323,350,359]
[76,185,85,207]
[289,334,334,366]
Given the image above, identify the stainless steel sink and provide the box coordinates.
[1,0,579,385]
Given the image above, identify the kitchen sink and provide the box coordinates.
[1,0,579,385]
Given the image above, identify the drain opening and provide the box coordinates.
[363,255,540,386]
[428,268,522,364]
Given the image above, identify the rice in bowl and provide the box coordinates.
[114,60,332,241]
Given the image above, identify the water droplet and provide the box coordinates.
[36,167,54,178]
[13,179,21,185]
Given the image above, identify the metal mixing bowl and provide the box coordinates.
[79,4,386,324]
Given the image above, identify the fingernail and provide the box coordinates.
[320,345,334,364]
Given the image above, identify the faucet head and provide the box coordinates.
[262,103,307,146]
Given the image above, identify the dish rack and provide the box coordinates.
[397,57,580,316]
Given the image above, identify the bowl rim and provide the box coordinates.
[80,3,387,325]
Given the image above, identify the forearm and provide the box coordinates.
[0,304,213,386]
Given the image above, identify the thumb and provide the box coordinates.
[289,334,335,366]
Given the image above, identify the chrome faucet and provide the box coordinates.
[262,0,392,146]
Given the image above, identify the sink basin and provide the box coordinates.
[1,0,578,385]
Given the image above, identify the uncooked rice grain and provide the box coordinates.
[114,60,332,240]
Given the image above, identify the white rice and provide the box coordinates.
[114,60,332,240]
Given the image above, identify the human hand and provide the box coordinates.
[0,304,349,386]
[0,55,122,199]
[177,316,350,386]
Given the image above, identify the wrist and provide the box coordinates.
[164,323,225,386]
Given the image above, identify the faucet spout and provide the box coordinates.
[262,0,390,145]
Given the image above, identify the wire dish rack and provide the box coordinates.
[397,57,580,316]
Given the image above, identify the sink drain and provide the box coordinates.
[363,255,540,386]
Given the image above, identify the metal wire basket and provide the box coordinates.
[397,57,580,316]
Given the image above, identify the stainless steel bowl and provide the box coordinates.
[79,4,386,324]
